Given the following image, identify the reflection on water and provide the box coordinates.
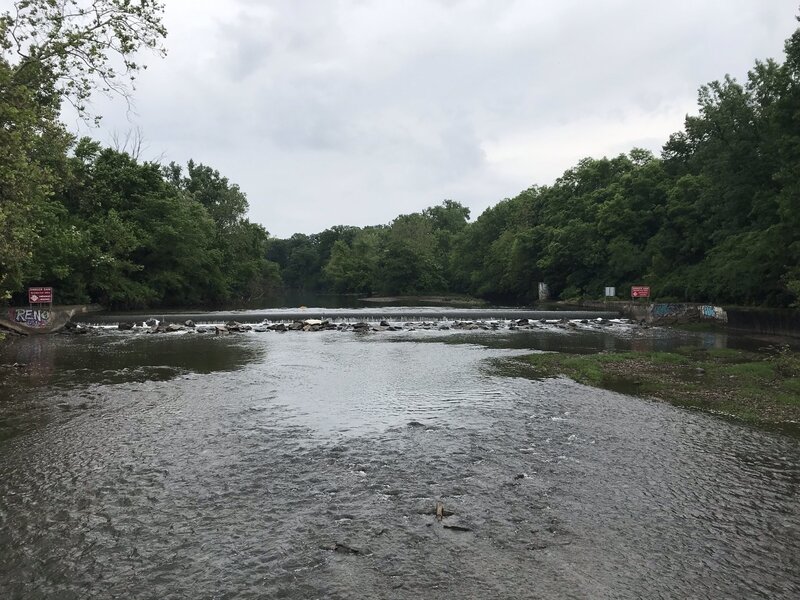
[1,334,261,387]
[0,335,261,442]
[0,325,798,598]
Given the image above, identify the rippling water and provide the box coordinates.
[0,325,798,599]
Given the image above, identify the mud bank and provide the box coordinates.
[517,346,800,428]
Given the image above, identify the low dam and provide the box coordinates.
[75,307,621,326]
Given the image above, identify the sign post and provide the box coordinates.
[28,287,53,306]
[631,285,650,299]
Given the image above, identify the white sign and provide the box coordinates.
[604,287,616,297]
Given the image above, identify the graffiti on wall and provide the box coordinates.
[650,303,728,323]
[651,303,683,318]
[700,305,728,322]
[9,308,51,329]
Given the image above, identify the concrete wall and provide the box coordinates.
[0,305,99,335]
[579,301,728,325]
[725,307,800,338]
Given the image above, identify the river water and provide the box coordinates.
[0,315,798,599]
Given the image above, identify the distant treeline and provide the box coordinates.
[268,25,800,307]
[3,11,800,308]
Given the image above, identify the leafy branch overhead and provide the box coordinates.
[0,0,167,120]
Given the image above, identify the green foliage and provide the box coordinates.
[3,7,800,310]
[0,0,172,306]
[0,58,64,297]
[1,0,167,121]
[424,27,800,306]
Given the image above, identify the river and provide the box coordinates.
[0,311,798,599]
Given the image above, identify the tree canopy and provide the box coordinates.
[2,6,800,309]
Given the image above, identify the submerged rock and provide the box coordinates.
[332,542,361,555]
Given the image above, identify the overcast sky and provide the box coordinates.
[62,0,800,237]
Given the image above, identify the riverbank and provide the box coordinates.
[360,295,489,306]
[516,346,800,428]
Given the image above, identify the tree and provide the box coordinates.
[0,0,166,300]
[0,57,72,297]
[1,0,167,120]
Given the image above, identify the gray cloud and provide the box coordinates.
[47,0,800,236]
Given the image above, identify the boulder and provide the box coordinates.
[269,323,287,332]
[184,320,196,328]
[118,322,134,331]
[145,318,158,327]
[288,321,304,331]
[379,320,390,327]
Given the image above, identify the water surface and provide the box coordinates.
[0,323,798,598]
